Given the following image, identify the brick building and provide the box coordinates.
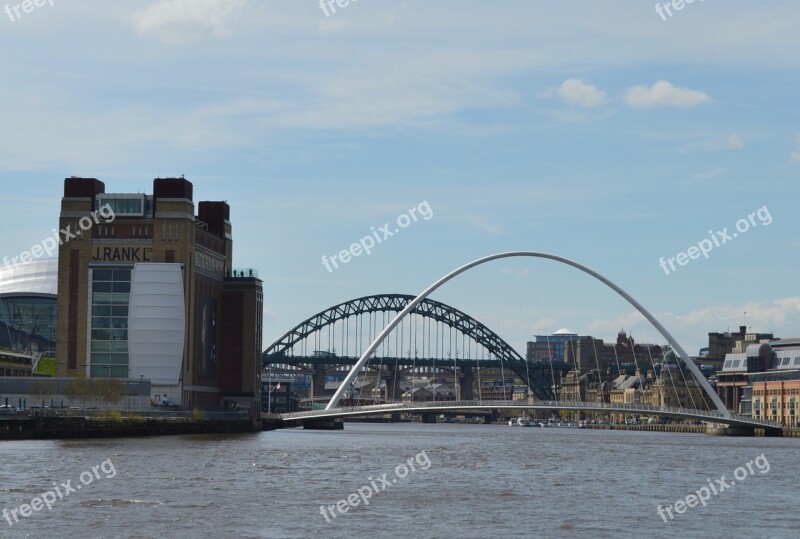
[55,177,262,418]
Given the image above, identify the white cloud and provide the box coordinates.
[543,78,607,108]
[471,216,503,235]
[693,168,726,181]
[130,0,246,44]
[791,134,800,163]
[726,133,744,150]
[0,46,541,169]
[588,296,800,354]
[623,80,713,109]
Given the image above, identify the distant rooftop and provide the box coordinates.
[770,338,800,348]
[553,328,576,335]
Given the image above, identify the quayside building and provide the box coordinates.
[55,177,262,416]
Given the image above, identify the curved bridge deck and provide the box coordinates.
[277,400,782,431]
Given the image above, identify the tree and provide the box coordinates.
[64,379,93,408]
[65,378,128,409]
[63,378,128,410]
[27,379,52,408]
[95,379,127,409]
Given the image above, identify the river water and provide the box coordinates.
[0,423,797,538]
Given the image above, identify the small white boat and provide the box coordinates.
[516,414,532,427]
[547,421,580,428]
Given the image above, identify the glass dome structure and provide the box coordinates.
[0,258,58,354]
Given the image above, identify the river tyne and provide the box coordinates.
[1,423,798,538]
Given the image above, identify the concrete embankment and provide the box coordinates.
[586,423,786,437]
[0,414,257,440]
[583,423,706,434]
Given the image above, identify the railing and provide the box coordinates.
[225,268,258,279]
[279,400,783,428]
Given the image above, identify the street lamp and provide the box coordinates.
[48,324,55,354]
[138,374,144,411]
[267,364,272,414]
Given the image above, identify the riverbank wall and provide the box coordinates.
[0,412,256,440]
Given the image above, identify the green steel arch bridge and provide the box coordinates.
[263,293,571,400]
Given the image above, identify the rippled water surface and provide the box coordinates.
[1,423,798,538]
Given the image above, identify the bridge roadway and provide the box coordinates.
[265,356,571,401]
[275,400,783,431]
[264,355,569,369]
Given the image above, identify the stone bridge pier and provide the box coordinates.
[459,366,474,401]
[311,365,327,400]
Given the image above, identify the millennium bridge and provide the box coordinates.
[276,400,782,434]
[262,252,785,436]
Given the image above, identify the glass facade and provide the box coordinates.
[0,258,58,355]
[90,267,131,377]
[97,194,149,217]
[0,296,57,354]
[530,331,580,362]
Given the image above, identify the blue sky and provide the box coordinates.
[1,0,799,356]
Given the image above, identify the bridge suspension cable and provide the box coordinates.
[325,251,730,418]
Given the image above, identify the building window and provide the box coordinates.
[97,195,144,217]
[90,267,131,378]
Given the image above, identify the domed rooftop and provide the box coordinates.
[553,328,576,335]
[0,258,58,296]
[746,342,772,360]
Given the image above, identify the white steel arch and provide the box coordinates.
[326,251,729,417]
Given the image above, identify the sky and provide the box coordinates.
[1,0,799,357]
